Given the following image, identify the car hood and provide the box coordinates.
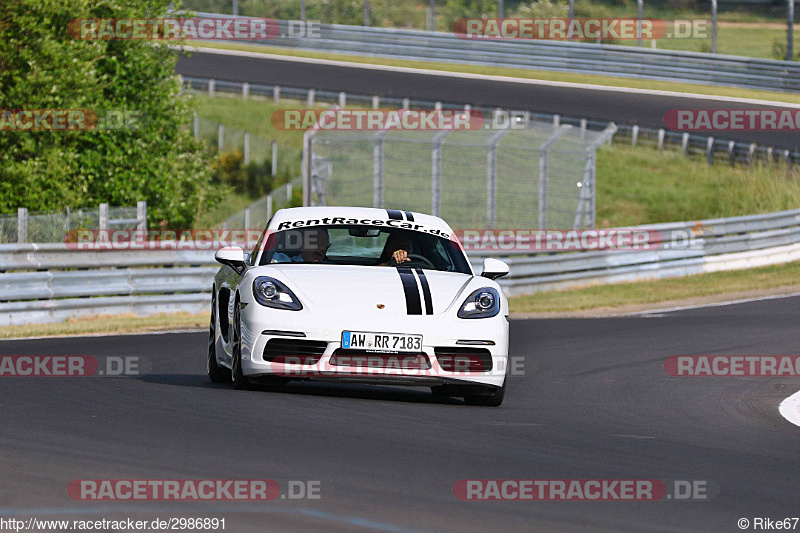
[263,264,474,316]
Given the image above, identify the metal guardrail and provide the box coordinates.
[184,76,800,166]
[195,13,800,93]
[2,208,800,324]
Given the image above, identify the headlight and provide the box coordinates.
[252,276,302,310]
[457,287,500,319]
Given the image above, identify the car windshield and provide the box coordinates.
[257,225,471,274]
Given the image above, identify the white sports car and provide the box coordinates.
[207,206,510,406]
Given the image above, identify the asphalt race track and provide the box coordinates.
[176,49,800,151]
[1,296,798,532]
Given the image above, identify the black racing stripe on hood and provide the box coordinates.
[386,209,403,220]
[397,267,422,315]
[414,268,433,315]
[404,211,415,222]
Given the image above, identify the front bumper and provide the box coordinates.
[239,306,509,388]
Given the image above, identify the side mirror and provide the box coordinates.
[480,257,509,280]
[215,247,245,272]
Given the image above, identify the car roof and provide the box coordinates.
[268,206,454,234]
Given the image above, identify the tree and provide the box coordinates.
[0,0,216,228]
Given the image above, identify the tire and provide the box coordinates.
[207,290,230,383]
[230,296,253,391]
[464,379,506,407]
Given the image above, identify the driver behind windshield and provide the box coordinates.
[378,232,413,266]
[270,228,330,263]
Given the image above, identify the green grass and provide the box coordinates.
[596,145,800,228]
[509,260,800,314]
[185,41,800,105]
[0,313,209,340]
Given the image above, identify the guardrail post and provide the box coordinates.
[273,86,280,104]
[338,92,346,108]
[193,113,199,140]
[99,203,109,231]
[657,129,665,150]
[244,132,250,165]
[748,143,756,164]
[17,208,27,244]
[435,102,442,111]
[208,79,215,97]
[372,95,380,109]
[553,114,560,128]
[136,201,147,231]
[728,140,736,166]
[525,111,531,127]
[631,125,639,147]
[681,133,689,156]
[707,137,715,165]
[217,124,224,152]
[244,208,250,231]
[307,89,315,107]
[242,82,249,99]
[580,119,587,139]
[767,147,774,164]
[373,132,385,208]
[271,141,278,176]
[402,98,410,110]
[431,130,450,217]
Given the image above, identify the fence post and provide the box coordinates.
[266,195,273,220]
[99,203,109,231]
[553,114,560,128]
[373,132,385,208]
[338,92,346,108]
[538,126,571,228]
[307,89,315,107]
[435,102,442,111]
[657,129,665,150]
[431,130,450,217]
[244,132,250,164]
[748,143,756,164]
[789,0,795,61]
[287,183,293,203]
[302,130,316,206]
[218,124,224,152]
[208,79,215,97]
[681,133,689,156]
[767,146,774,164]
[193,113,199,140]
[242,82,249,99]
[728,140,736,166]
[707,137,715,165]
[65,206,71,233]
[631,125,639,147]
[637,0,643,47]
[271,141,278,177]
[580,119,587,139]
[244,207,250,232]
[136,201,147,231]
[273,86,280,104]
[402,98,410,110]
[372,95,380,109]
[487,125,512,229]
[17,208,27,244]
[711,0,718,53]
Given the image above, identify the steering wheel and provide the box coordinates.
[391,253,435,269]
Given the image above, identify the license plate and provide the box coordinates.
[341,331,422,353]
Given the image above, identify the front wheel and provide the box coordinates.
[464,380,506,407]
[207,290,230,383]
[231,296,252,391]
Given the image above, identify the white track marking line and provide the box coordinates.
[180,45,800,108]
[779,389,800,428]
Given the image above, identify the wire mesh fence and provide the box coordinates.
[305,120,616,230]
[218,178,302,231]
[0,204,146,244]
